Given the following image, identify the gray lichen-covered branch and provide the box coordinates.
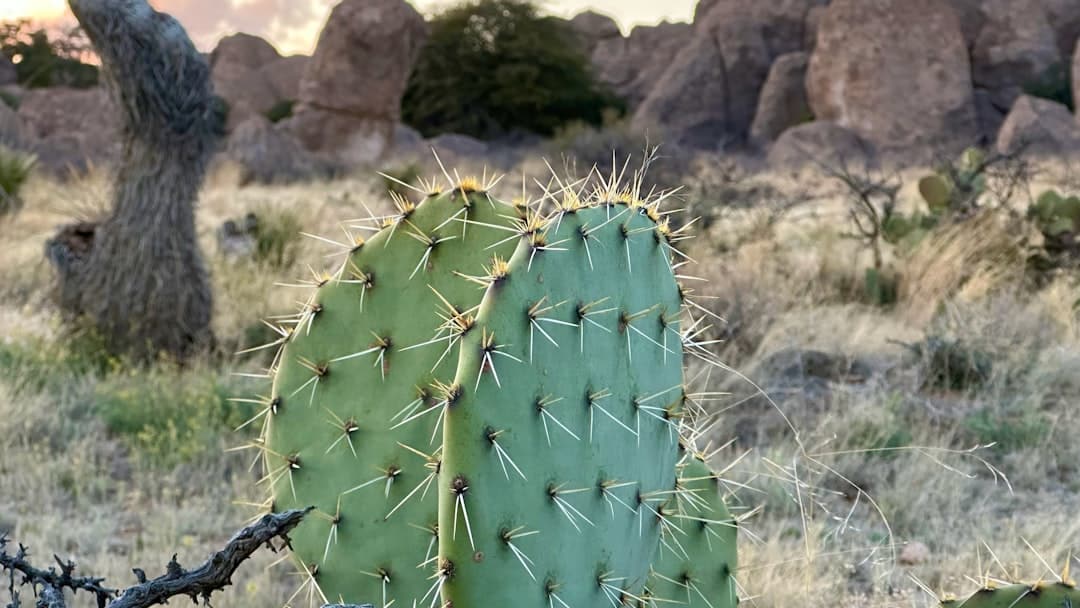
[1,509,312,608]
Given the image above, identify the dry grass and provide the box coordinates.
[1,156,1078,608]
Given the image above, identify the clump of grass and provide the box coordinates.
[92,364,255,468]
[0,145,36,216]
[0,330,118,395]
[252,206,303,269]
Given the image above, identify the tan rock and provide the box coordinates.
[591,21,692,109]
[807,0,977,157]
[634,0,822,147]
[209,33,281,70]
[1041,0,1080,60]
[299,0,427,118]
[970,0,1061,111]
[767,121,874,168]
[996,95,1080,156]
[259,55,309,102]
[290,0,427,164]
[224,114,332,184]
[750,52,811,145]
[211,60,279,130]
[569,11,621,57]
[899,541,930,566]
[17,87,121,170]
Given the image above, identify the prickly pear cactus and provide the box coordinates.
[262,185,522,606]
[942,582,1080,608]
[646,455,738,608]
[437,203,684,607]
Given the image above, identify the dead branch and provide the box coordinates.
[2,508,312,608]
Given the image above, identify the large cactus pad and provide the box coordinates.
[438,203,685,607]
[647,456,738,608]
[264,187,520,606]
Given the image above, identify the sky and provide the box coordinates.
[0,0,697,55]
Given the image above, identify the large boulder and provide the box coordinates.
[750,52,811,145]
[1042,0,1080,60]
[969,0,1062,111]
[807,0,977,158]
[995,95,1080,156]
[0,56,15,87]
[211,60,280,130]
[634,0,824,148]
[569,11,621,57]
[767,121,874,168]
[259,55,309,102]
[288,0,428,165]
[210,33,281,70]
[17,87,121,172]
[224,115,333,184]
[590,21,692,109]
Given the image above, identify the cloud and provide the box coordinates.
[149,0,335,54]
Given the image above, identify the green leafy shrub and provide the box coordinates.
[402,0,624,138]
[93,366,252,467]
[264,99,295,123]
[1023,61,1073,111]
[0,144,36,216]
[0,90,18,110]
[963,404,1050,453]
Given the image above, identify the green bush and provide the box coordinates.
[264,99,295,123]
[963,404,1050,453]
[402,0,624,139]
[93,366,252,467]
[0,144,35,216]
[0,90,18,110]
[1023,62,1073,111]
[0,331,118,395]
[0,22,98,88]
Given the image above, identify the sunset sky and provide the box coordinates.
[0,0,697,55]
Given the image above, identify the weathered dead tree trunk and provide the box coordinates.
[46,0,218,361]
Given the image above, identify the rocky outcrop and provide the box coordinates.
[17,87,121,172]
[590,21,691,109]
[569,11,621,57]
[212,60,280,130]
[750,52,811,145]
[259,55,309,102]
[807,0,977,158]
[969,0,1062,111]
[224,115,333,184]
[1042,0,1080,60]
[767,121,874,168]
[209,33,281,70]
[996,95,1080,156]
[634,0,824,148]
[286,0,428,165]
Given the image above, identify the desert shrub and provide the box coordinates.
[0,331,118,395]
[963,403,1050,454]
[0,21,98,88]
[252,206,303,269]
[1023,62,1073,111]
[0,144,35,216]
[93,365,252,467]
[265,99,295,123]
[402,0,624,139]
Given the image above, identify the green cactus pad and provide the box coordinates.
[919,175,953,212]
[264,187,521,606]
[646,456,738,608]
[438,204,684,607]
[942,582,1080,608]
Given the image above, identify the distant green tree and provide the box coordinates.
[402,0,624,139]
[0,19,98,88]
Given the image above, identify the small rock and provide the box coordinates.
[899,541,930,566]
[996,95,1080,156]
[767,121,875,168]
